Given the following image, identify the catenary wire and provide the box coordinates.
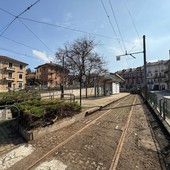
[0,46,40,60]
[109,0,127,52]
[19,17,132,42]
[100,0,124,53]
[18,19,53,53]
[1,35,51,54]
[0,2,53,56]
[124,0,140,41]
[0,0,40,36]
[0,6,134,43]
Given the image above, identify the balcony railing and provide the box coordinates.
[4,67,15,72]
[4,77,15,81]
[48,70,56,74]
[17,79,23,82]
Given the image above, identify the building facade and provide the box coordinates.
[0,56,28,92]
[147,60,167,90]
[116,67,144,89]
[165,60,170,90]
[116,60,168,91]
[35,62,68,88]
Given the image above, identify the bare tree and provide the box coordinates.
[55,37,107,85]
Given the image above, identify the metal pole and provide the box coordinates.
[80,76,82,106]
[61,55,64,99]
[143,35,147,86]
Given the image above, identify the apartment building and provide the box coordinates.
[165,60,170,90]
[116,67,144,89]
[35,62,68,87]
[147,60,167,90]
[116,60,168,91]
[0,55,28,92]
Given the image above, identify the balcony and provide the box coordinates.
[4,67,15,72]
[165,77,170,82]
[4,77,15,82]
[48,70,56,74]
[17,79,23,82]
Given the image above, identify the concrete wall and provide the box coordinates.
[41,85,120,99]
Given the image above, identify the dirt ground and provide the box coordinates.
[117,96,162,170]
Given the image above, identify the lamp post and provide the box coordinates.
[61,55,64,99]
[79,74,86,106]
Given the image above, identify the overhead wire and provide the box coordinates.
[0,46,40,60]
[108,0,127,52]
[124,0,141,41]
[18,19,53,53]
[1,35,46,53]
[0,0,40,36]
[0,1,53,58]
[19,17,132,43]
[128,37,142,53]
[100,0,124,53]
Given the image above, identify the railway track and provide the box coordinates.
[4,94,167,170]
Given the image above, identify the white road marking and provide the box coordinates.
[35,159,67,170]
[0,144,34,170]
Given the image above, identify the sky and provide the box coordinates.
[0,0,170,73]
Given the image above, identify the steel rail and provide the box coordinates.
[109,95,137,170]
[26,95,135,170]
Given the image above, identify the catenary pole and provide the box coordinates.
[143,35,147,87]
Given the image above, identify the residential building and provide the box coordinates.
[165,60,170,90]
[35,62,68,88]
[0,55,28,92]
[116,67,144,89]
[116,60,168,91]
[147,60,167,90]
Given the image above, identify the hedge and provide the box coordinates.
[11,99,81,130]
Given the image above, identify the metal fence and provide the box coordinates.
[0,105,20,121]
[147,91,170,125]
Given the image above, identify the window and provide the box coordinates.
[19,83,22,88]
[8,72,12,78]
[19,74,22,79]
[8,82,12,87]
[20,65,23,70]
[9,63,13,68]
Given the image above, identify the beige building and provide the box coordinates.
[35,62,68,88]
[0,55,28,92]
[147,60,167,90]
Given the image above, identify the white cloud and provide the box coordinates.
[32,50,51,63]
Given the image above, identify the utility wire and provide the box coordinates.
[124,0,140,40]
[1,35,47,53]
[0,2,53,56]
[128,37,142,53]
[109,0,127,52]
[0,46,39,60]
[100,0,124,53]
[19,17,131,42]
[0,6,134,43]
[18,19,53,53]
[0,0,40,36]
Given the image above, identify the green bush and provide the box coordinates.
[0,91,41,105]
[12,99,81,130]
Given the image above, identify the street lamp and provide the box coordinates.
[79,74,86,106]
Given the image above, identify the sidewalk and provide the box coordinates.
[79,92,129,108]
